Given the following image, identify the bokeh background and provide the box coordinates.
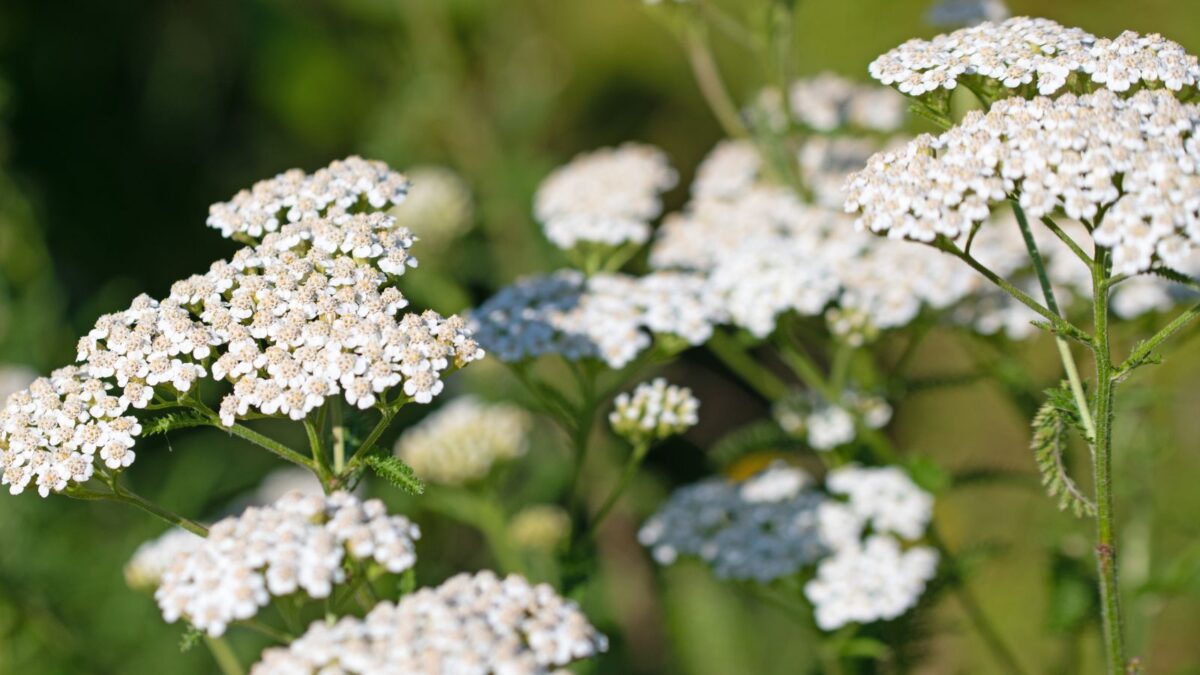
[1,0,1199,673]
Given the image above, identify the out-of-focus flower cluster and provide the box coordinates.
[640,463,937,629]
[471,269,724,369]
[846,90,1200,276]
[609,378,699,446]
[251,571,607,674]
[388,165,474,251]
[509,504,572,553]
[394,396,531,485]
[155,491,420,636]
[534,144,677,251]
[774,390,892,452]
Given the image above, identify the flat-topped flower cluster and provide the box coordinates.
[251,571,607,674]
[846,89,1200,276]
[0,157,483,498]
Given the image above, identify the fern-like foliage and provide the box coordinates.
[142,410,212,438]
[1031,383,1096,518]
[365,455,425,495]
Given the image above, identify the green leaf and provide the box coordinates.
[365,455,425,495]
[904,456,950,495]
[179,625,204,653]
[1031,382,1096,518]
[839,637,892,660]
[143,410,212,438]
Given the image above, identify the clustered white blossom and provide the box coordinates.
[641,463,938,627]
[870,17,1200,99]
[609,378,699,445]
[388,165,474,250]
[251,571,607,674]
[207,156,411,241]
[638,464,829,582]
[471,269,725,368]
[774,390,893,451]
[846,89,1200,276]
[394,396,531,485]
[788,73,909,133]
[156,491,420,636]
[806,465,937,630]
[124,527,204,592]
[0,366,143,496]
[534,144,677,250]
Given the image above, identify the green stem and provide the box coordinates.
[66,481,208,536]
[1117,302,1200,374]
[342,405,400,478]
[707,330,790,401]
[683,22,749,139]
[1011,203,1096,441]
[203,636,244,675]
[304,418,333,488]
[1090,248,1126,674]
[225,421,316,472]
[937,238,1091,345]
[235,619,293,644]
[1039,216,1093,265]
[331,401,346,475]
[588,442,651,537]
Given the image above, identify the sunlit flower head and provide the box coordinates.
[251,571,607,674]
[609,378,699,445]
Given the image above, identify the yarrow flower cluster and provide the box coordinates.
[641,463,938,627]
[1,366,142,496]
[609,378,699,445]
[509,504,572,553]
[251,571,608,674]
[207,156,410,241]
[638,464,829,582]
[806,465,937,630]
[155,491,420,636]
[124,527,204,592]
[870,17,1200,99]
[774,390,893,452]
[787,73,909,133]
[534,144,677,250]
[388,165,474,250]
[394,396,532,485]
[471,269,725,369]
[846,89,1200,275]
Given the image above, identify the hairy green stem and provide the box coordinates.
[1011,203,1096,441]
[304,418,333,488]
[1090,249,1126,674]
[342,405,400,479]
[1118,302,1200,374]
[67,481,207,536]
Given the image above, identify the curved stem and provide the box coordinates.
[304,418,333,488]
[235,619,293,644]
[1011,203,1096,441]
[683,22,749,139]
[1117,302,1200,375]
[707,329,790,401]
[588,441,650,537]
[204,636,244,675]
[342,405,400,479]
[1090,248,1126,673]
[111,482,209,537]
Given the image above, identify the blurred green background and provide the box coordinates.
[1,0,1199,673]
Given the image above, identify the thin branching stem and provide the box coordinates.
[707,330,790,401]
[683,22,750,139]
[204,636,244,675]
[1011,202,1096,441]
[587,441,650,537]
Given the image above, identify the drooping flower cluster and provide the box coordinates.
[638,464,829,582]
[847,90,1200,276]
[251,571,608,674]
[806,465,937,630]
[155,491,420,636]
[0,366,142,497]
[394,396,532,485]
[534,144,677,250]
[471,269,725,368]
[870,17,1200,99]
[207,156,411,241]
[609,378,699,445]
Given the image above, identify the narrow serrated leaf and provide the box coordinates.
[366,455,425,495]
[143,410,212,438]
[1031,383,1096,518]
